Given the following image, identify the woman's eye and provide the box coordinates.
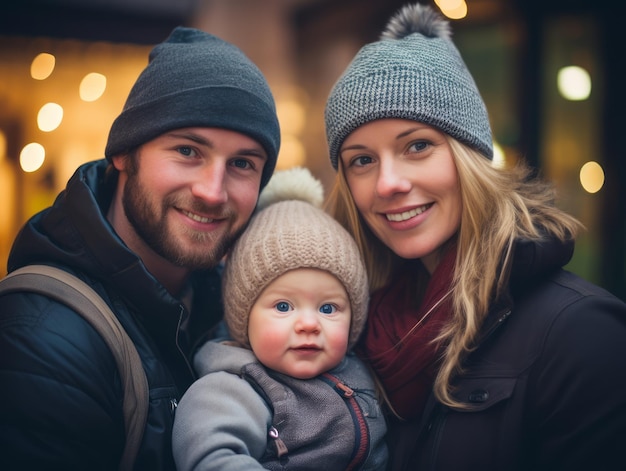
[351,155,373,167]
[408,141,430,153]
[319,304,337,315]
[275,302,291,312]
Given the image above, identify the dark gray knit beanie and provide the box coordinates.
[105,27,280,188]
[325,3,493,168]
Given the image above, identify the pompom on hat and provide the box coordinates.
[105,27,280,189]
[223,167,369,350]
[325,3,493,169]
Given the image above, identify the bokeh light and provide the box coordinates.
[30,53,56,80]
[579,161,604,193]
[37,103,64,132]
[20,143,46,172]
[79,72,107,102]
[557,66,591,101]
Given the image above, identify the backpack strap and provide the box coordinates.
[0,264,149,471]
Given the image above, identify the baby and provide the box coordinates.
[173,167,388,470]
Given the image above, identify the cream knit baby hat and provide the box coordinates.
[222,167,369,349]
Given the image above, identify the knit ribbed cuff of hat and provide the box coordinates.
[105,86,279,189]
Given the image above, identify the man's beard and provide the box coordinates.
[122,170,245,271]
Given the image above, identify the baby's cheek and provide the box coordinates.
[249,326,287,362]
[326,325,351,355]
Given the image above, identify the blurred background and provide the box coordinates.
[0,0,624,301]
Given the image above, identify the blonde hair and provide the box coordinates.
[326,137,583,409]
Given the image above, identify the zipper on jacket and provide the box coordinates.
[419,309,511,470]
[268,426,289,459]
[426,405,448,471]
[476,308,512,347]
[175,305,196,378]
[321,372,370,470]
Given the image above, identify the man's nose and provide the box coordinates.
[191,162,228,205]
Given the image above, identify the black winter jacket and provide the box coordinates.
[387,238,626,471]
[0,160,222,470]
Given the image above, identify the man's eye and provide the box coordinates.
[177,146,196,157]
[232,159,251,169]
[275,302,291,312]
[319,304,336,315]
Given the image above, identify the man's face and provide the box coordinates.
[112,127,267,271]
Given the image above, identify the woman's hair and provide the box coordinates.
[325,136,583,408]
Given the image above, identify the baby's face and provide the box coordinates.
[248,268,351,379]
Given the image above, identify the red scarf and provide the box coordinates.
[356,248,455,420]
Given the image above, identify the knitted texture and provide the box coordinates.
[105,27,280,189]
[325,3,493,168]
[222,170,369,349]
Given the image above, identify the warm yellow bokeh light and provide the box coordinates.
[435,0,464,10]
[277,99,306,135]
[437,0,467,19]
[557,66,591,101]
[20,143,46,172]
[491,141,506,169]
[79,72,107,102]
[276,135,306,170]
[37,102,64,132]
[31,53,56,80]
[579,161,604,194]
[0,129,6,161]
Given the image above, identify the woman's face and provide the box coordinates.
[340,119,461,274]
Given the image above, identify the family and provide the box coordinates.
[1,3,625,470]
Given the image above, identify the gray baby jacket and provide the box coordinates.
[172,341,388,470]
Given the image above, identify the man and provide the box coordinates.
[0,27,280,470]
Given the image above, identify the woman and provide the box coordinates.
[324,3,626,470]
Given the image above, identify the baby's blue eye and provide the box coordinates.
[276,302,291,312]
[319,304,336,315]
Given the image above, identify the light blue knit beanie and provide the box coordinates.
[105,27,280,189]
[325,3,493,168]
